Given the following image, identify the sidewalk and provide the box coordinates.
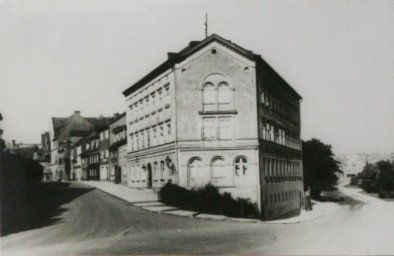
[76,181,336,224]
[262,200,339,224]
[77,181,158,203]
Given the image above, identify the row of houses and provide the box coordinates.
[42,34,304,220]
[44,112,127,184]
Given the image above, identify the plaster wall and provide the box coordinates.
[174,42,258,145]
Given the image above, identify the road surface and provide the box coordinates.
[1,182,393,255]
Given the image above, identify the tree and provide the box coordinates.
[359,163,380,193]
[376,160,394,197]
[302,139,342,199]
[357,160,394,197]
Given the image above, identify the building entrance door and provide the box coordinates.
[147,163,152,188]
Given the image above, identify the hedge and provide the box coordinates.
[159,182,260,219]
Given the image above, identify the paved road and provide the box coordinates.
[1,182,393,255]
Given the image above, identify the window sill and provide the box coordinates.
[198,110,238,115]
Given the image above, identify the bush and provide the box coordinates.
[357,160,394,198]
[159,183,260,219]
[349,175,359,186]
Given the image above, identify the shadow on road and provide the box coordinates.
[1,182,94,237]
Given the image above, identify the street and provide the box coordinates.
[1,182,394,255]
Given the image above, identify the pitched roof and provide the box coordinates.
[12,145,38,159]
[52,117,68,130]
[122,33,301,100]
[52,113,112,141]
[74,130,99,146]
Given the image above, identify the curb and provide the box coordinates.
[194,213,229,221]
[261,213,325,224]
[142,206,179,214]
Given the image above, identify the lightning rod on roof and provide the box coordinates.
[205,13,208,38]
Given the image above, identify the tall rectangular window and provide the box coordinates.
[146,130,150,147]
[160,161,165,179]
[266,158,270,176]
[159,124,164,143]
[152,127,157,146]
[135,133,139,150]
[154,162,159,179]
[218,83,232,110]
[134,102,138,116]
[219,117,232,140]
[151,92,155,109]
[203,83,216,111]
[157,88,163,101]
[203,117,217,140]
[167,122,171,137]
[139,99,144,111]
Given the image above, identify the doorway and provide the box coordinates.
[147,163,152,188]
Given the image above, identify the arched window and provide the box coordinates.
[188,157,203,178]
[218,82,232,110]
[211,157,226,178]
[234,156,248,176]
[203,82,216,111]
[202,74,233,111]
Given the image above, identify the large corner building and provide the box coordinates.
[122,34,303,220]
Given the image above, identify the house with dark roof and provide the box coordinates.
[122,34,303,220]
[46,111,112,181]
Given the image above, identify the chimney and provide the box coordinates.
[74,111,81,115]
[167,52,178,61]
[12,140,15,149]
[189,41,200,48]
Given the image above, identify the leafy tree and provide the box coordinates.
[376,160,394,197]
[357,160,394,197]
[302,138,342,199]
[359,163,380,193]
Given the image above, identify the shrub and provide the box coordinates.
[349,176,359,186]
[159,182,260,219]
[357,160,394,198]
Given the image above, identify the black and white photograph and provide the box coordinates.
[0,0,393,255]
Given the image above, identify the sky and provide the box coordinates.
[0,0,393,154]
